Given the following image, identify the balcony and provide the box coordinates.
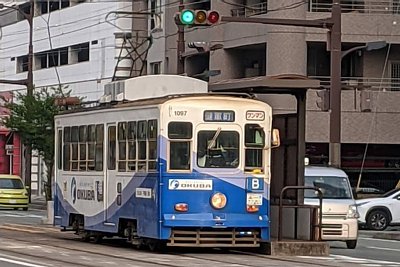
[231,1,267,17]
[309,0,400,14]
[309,76,400,91]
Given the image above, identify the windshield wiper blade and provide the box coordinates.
[207,127,222,149]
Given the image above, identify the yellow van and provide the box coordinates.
[0,175,29,211]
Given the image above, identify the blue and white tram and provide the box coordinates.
[54,75,279,248]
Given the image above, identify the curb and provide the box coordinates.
[360,230,400,241]
[371,232,400,241]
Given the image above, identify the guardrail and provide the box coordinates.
[309,0,400,14]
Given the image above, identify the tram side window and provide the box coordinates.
[57,129,63,170]
[118,122,127,171]
[108,126,116,170]
[148,119,158,171]
[87,125,96,170]
[137,120,147,172]
[71,126,79,170]
[79,125,87,170]
[244,124,265,172]
[63,127,70,171]
[168,122,192,170]
[95,124,104,171]
[127,121,136,171]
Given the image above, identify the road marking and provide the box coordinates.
[331,254,400,265]
[0,256,47,267]
[367,246,400,252]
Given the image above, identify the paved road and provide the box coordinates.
[0,208,399,266]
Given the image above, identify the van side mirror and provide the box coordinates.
[271,128,280,148]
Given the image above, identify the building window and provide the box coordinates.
[150,0,161,30]
[38,0,71,15]
[71,42,89,63]
[150,62,161,74]
[28,42,88,71]
[17,55,29,73]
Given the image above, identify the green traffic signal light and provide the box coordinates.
[180,9,195,24]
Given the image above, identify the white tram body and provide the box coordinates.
[54,75,275,247]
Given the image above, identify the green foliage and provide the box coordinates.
[2,86,72,200]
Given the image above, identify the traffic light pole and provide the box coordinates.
[221,3,342,168]
[176,0,185,74]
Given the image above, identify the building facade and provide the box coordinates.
[0,0,133,194]
[147,0,400,191]
[1,0,400,192]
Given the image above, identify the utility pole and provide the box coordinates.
[0,0,34,201]
[176,0,185,74]
[329,2,342,168]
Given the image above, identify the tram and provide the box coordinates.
[54,75,279,249]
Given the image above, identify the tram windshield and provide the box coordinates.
[197,130,239,168]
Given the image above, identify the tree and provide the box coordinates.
[2,86,72,201]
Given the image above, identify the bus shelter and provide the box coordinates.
[209,75,322,243]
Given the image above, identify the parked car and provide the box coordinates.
[356,188,400,230]
[304,166,359,249]
[0,175,29,210]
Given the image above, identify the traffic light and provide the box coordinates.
[175,9,220,26]
[316,89,330,111]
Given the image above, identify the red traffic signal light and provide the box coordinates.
[175,9,220,26]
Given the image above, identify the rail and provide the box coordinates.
[278,186,323,241]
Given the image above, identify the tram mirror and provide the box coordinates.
[271,129,280,148]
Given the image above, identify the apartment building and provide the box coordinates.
[0,0,133,193]
[147,0,400,190]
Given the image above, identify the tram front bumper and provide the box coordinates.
[163,213,269,228]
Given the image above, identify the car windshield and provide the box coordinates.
[0,178,24,189]
[305,176,352,199]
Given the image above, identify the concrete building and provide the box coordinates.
[146,0,400,191]
[0,0,133,194]
[1,0,400,192]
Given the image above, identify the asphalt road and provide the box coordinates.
[0,208,399,267]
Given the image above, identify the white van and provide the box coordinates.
[304,166,359,249]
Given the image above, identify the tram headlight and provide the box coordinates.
[210,192,227,209]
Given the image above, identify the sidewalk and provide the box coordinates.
[29,195,47,210]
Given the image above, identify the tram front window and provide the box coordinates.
[197,130,239,168]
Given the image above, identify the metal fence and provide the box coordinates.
[309,0,400,14]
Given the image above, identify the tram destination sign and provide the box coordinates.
[204,110,235,122]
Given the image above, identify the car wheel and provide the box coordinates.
[22,207,28,211]
[346,240,357,249]
[367,210,390,231]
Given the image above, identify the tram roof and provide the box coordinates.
[208,75,321,94]
[58,93,258,115]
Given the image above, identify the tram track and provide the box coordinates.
[0,225,329,267]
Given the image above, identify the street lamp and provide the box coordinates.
[0,0,34,202]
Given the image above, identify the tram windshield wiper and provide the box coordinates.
[207,127,221,149]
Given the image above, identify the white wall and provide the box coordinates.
[0,0,132,101]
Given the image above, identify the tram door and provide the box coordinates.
[105,123,118,223]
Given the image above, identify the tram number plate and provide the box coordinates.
[9,199,16,204]
[246,193,263,206]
